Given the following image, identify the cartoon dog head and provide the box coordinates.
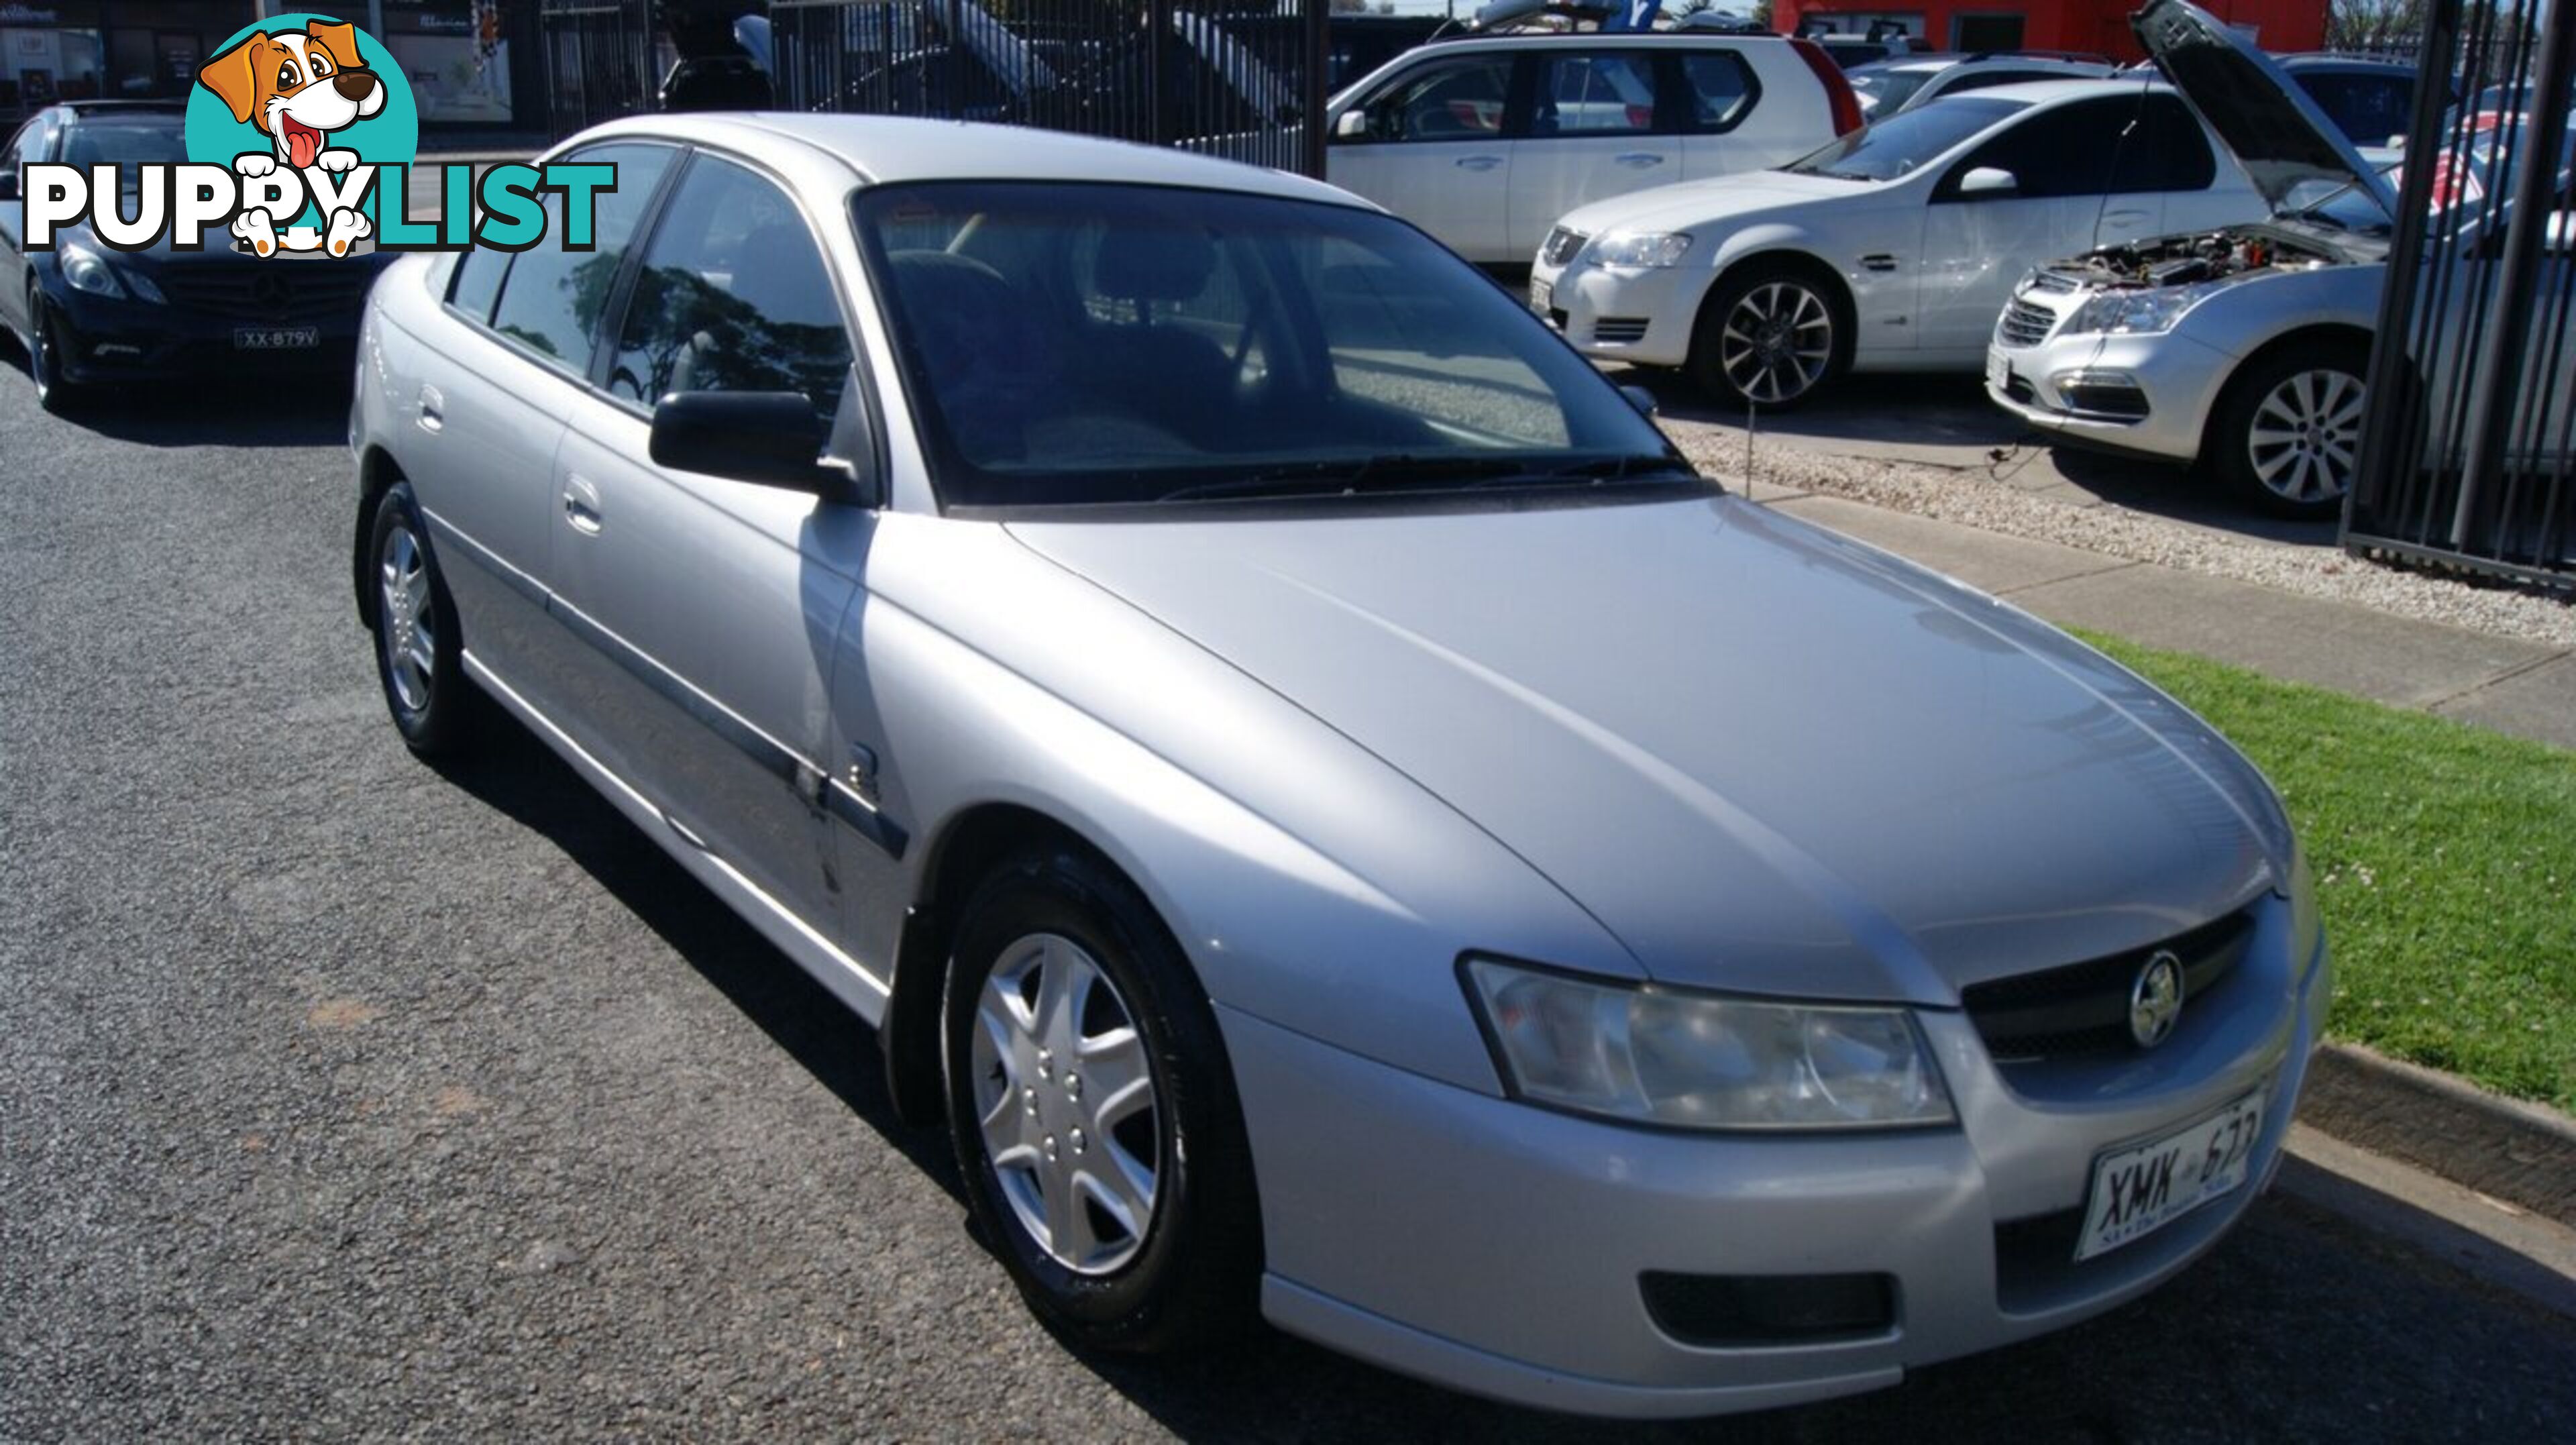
[198,21,386,170]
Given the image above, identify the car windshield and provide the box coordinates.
[853,181,1693,509]
[1783,96,2026,181]
[60,118,187,192]
[1847,64,1935,116]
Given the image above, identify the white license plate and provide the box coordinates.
[1530,278,1553,317]
[1986,349,2012,394]
[2074,1088,2266,1261]
[235,326,320,350]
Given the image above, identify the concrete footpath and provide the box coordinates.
[1721,468,2576,1316]
[1745,485,2576,752]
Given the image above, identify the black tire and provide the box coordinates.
[941,846,1260,1354]
[28,288,79,415]
[2210,342,2366,520]
[1686,260,1849,413]
[366,482,474,755]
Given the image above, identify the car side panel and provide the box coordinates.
[371,275,574,681]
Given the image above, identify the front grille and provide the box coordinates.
[1996,299,2059,349]
[158,263,376,325]
[1962,908,2255,1064]
[1591,316,1648,344]
[1640,1271,1897,1348]
[1540,226,1589,268]
[2027,269,2081,295]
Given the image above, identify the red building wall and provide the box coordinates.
[1772,0,2328,64]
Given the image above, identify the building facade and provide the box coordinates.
[1774,0,2327,61]
[1,0,541,131]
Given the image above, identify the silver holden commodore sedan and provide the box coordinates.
[350,113,2328,1418]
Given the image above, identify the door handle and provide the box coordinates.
[562,475,602,535]
[1454,155,1503,172]
[1613,152,1665,168]
[415,383,444,434]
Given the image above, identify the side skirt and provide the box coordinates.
[462,649,893,1028]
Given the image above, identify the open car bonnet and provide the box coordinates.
[2136,0,2400,221]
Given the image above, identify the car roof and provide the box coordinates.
[60,100,186,117]
[1413,31,1799,50]
[2275,54,2416,74]
[1955,76,2178,105]
[564,113,1373,207]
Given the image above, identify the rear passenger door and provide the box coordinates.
[545,150,869,936]
[410,141,679,687]
[1506,49,1682,258]
[1326,50,1519,262]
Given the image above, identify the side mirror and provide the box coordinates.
[1619,383,1658,418]
[1334,109,1369,140]
[1958,167,2019,197]
[649,391,838,494]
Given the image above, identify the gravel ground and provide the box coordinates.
[1656,421,2576,650]
[4,358,2575,1441]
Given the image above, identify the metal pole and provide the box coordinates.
[2349,0,2462,547]
[1146,0,1171,146]
[1299,0,1326,179]
[2451,0,2575,550]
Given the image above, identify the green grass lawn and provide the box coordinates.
[2076,631,2576,1112]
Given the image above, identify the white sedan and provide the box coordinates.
[1528,79,2266,409]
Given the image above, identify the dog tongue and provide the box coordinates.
[286,124,320,169]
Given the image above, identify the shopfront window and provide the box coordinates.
[380,0,513,124]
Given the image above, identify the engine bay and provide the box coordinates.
[2053,229,2347,290]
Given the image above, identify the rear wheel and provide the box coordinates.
[368,482,474,755]
[2212,343,2365,519]
[942,847,1260,1353]
[1687,262,1846,412]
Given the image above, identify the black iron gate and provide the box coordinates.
[769,0,1331,178]
[2349,0,2576,590]
[541,0,659,134]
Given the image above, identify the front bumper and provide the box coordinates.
[47,265,384,387]
[1224,898,2329,1419]
[1529,254,1707,369]
[1983,295,2237,465]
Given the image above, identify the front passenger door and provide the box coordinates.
[546,152,869,936]
[1326,52,1518,262]
[1915,97,2168,356]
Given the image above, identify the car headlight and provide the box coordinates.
[1589,231,1693,268]
[60,244,129,300]
[1462,958,1954,1130]
[2066,282,2220,336]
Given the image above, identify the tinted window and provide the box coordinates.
[1848,64,1934,117]
[59,117,186,170]
[2296,72,2415,146]
[1680,52,1758,130]
[7,111,56,169]
[1949,96,2210,197]
[854,182,1682,509]
[449,248,506,323]
[1354,56,1511,141]
[1533,52,1660,136]
[608,155,852,417]
[486,142,676,371]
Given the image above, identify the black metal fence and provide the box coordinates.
[541,0,660,133]
[769,0,1331,177]
[2349,0,2575,589]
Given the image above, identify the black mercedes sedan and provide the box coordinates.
[1,100,393,413]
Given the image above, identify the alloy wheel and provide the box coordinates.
[2246,368,2363,506]
[1718,280,1833,405]
[969,932,1161,1275]
[378,521,437,714]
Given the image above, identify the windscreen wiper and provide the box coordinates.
[1157,453,1693,503]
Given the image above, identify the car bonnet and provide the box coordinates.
[2135,0,2399,219]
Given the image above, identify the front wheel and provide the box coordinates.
[28,289,80,415]
[1687,264,1845,412]
[942,847,1260,1353]
[2212,345,2365,519]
